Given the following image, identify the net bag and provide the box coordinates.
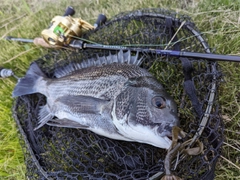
[13,8,223,179]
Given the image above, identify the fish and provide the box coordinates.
[12,50,179,149]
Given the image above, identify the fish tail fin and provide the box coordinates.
[12,62,46,97]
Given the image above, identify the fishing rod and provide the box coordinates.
[4,6,240,62]
[6,36,240,63]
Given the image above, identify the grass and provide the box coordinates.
[0,0,240,179]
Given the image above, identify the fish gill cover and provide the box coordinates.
[12,8,223,179]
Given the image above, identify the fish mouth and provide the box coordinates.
[165,130,183,142]
[157,124,173,138]
[167,134,172,141]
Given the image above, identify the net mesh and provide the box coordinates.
[12,8,223,179]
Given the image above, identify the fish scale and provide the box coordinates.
[48,76,125,99]
[48,67,134,100]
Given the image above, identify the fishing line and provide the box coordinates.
[69,24,240,52]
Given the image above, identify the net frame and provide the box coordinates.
[12,8,223,180]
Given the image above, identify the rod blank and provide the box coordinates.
[5,37,240,63]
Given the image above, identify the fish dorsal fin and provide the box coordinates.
[54,50,144,78]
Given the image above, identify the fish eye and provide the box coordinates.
[152,96,166,109]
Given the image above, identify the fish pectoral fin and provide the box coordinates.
[34,105,54,131]
[47,118,89,129]
[57,95,111,114]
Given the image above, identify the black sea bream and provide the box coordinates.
[12,51,179,149]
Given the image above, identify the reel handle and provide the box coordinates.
[94,14,107,28]
[63,6,75,16]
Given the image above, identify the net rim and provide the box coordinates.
[12,8,222,179]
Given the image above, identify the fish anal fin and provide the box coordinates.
[34,105,53,130]
[47,118,89,129]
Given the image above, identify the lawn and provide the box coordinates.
[0,0,239,179]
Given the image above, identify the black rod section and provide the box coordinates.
[5,37,240,63]
[82,41,240,62]
[179,51,240,62]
